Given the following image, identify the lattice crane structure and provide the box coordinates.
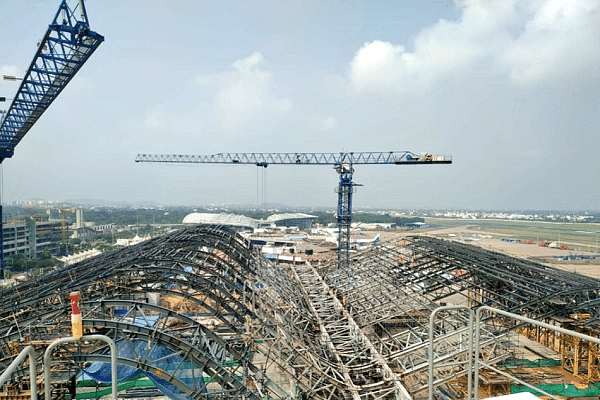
[135,151,451,268]
[0,0,103,276]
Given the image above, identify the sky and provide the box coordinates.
[0,0,599,211]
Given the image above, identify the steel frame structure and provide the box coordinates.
[1,228,600,399]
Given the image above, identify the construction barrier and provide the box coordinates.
[512,382,600,397]
[498,358,561,369]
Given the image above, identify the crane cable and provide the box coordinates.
[263,167,267,206]
[256,166,268,207]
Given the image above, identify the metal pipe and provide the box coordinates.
[44,335,117,400]
[0,345,37,400]
[429,306,473,400]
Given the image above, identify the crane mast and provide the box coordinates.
[136,151,452,269]
[336,162,358,269]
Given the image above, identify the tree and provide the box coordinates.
[7,254,35,272]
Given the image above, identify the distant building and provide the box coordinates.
[182,213,257,231]
[91,223,116,233]
[357,223,397,230]
[404,222,429,229]
[265,213,317,230]
[182,212,317,232]
[115,235,151,247]
[3,217,62,259]
[72,226,103,241]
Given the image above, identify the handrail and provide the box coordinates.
[427,305,600,400]
[44,335,117,400]
[0,345,37,400]
[474,307,600,400]
[428,306,473,400]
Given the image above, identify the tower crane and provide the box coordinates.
[0,0,104,277]
[135,151,452,269]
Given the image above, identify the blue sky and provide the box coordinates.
[0,0,599,210]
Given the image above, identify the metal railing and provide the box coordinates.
[428,306,474,400]
[44,335,117,400]
[474,307,600,400]
[428,305,600,400]
[0,334,118,400]
[0,346,38,400]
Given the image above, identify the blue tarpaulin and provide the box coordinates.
[80,338,206,400]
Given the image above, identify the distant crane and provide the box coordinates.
[0,0,104,277]
[135,152,452,269]
[60,207,79,256]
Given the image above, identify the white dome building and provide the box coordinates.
[182,213,257,231]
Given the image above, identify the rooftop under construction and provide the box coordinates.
[1,1,598,399]
[2,224,600,400]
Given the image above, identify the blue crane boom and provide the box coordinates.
[0,0,104,162]
[136,151,452,269]
[0,0,103,278]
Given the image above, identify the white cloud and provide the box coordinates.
[499,0,600,85]
[321,116,339,132]
[349,0,600,94]
[194,52,292,130]
[143,105,167,130]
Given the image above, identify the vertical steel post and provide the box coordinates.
[70,292,83,339]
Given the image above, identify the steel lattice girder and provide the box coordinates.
[135,151,452,166]
[0,227,281,395]
[319,241,504,395]
[404,236,600,321]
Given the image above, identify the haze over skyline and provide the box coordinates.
[1,0,598,211]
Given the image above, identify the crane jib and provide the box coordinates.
[135,152,452,165]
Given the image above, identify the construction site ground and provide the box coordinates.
[419,223,600,278]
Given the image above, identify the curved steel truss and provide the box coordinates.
[1,228,600,399]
